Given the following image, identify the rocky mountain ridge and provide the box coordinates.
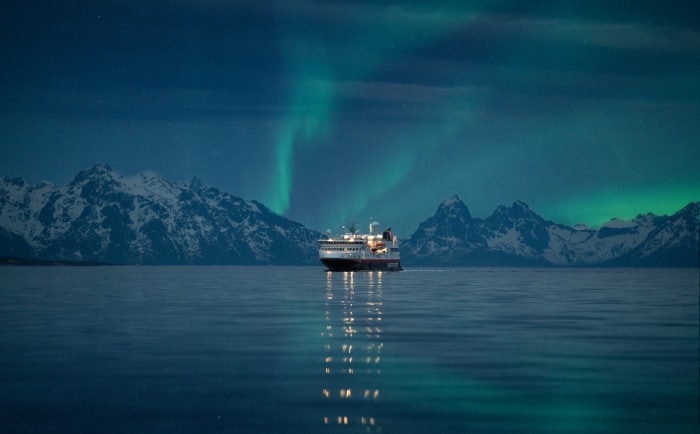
[0,164,320,265]
[1,166,697,266]
[402,195,699,267]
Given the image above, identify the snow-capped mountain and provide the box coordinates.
[0,164,321,265]
[2,167,697,267]
[403,195,699,267]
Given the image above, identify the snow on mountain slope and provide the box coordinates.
[404,195,699,267]
[0,164,320,265]
[2,167,697,267]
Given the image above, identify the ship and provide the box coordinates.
[318,221,402,271]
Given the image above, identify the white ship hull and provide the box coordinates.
[320,257,402,271]
[318,223,402,271]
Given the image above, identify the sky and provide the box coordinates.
[1,0,699,234]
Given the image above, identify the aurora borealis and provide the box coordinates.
[1,1,698,233]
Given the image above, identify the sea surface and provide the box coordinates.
[0,266,697,433]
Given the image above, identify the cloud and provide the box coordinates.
[516,17,700,52]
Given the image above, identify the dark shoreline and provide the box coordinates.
[0,256,115,266]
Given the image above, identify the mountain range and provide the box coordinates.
[403,195,699,267]
[0,164,319,265]
[1,165,697,267]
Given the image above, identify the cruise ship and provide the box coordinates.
[318,222,402,271]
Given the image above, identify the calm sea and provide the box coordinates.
[0,266,697,433]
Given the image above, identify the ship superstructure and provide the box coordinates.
[318,222,401,271]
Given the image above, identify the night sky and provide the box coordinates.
[2,1,699,233]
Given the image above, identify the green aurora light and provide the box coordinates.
[264,3,487,216]
[262,2,698,229]
[543,182,700,227]
[267,64,334,214]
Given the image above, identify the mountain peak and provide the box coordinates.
[72,163,115,184]
[510,200,542,221]
[0,165,321,265]
[436,195,471,220]
[441,194,462,206]
[86,163,113,174]
[603,217,637,229]
[512,200,530,210]
[488,200,542,223]
[189,176,207,191]
[678,201,700,217]
[404,196,698,267]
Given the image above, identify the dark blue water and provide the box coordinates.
[0,266,697,433]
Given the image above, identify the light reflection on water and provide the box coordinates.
[0,266,697,433]
[322,271,383,432]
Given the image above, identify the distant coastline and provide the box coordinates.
[0,256,115,266]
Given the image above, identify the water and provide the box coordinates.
[0,266,697,433]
